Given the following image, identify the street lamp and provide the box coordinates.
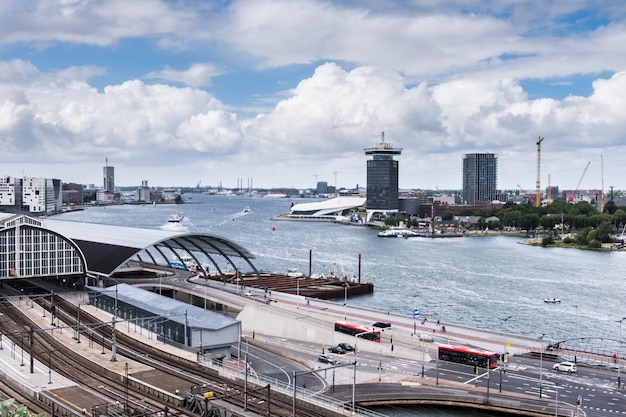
[618,317,626,388]
[499,315,512,393]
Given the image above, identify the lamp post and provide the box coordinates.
[499,315,512,392]
[618,317,626,388]
[343,284,347,320]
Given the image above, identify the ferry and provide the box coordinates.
[377,227,418,238]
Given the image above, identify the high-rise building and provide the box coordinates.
[316,181,328,195]
[462,153,497,205]
[364,132,402,220]
[103,158,115,193]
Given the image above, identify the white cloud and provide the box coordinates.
[1,1,626,190]
[144,62,225,87]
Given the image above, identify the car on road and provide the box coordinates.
[553,361,577,373]
[328,345,346,354]
[338,343,354,352]
[318,354,337,364]
[372,321,391,328]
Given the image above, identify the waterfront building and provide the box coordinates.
[103,158,115,193]
[364,132,402,222]
[22,177,62,214]
[136,180,152,202]
[62,182,84,205]
[0,176,22,213]
[462,153,497,205]
[316,181,328,195]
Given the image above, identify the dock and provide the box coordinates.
[208,272,374,300]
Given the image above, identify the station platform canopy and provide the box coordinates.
[1,215,260,285]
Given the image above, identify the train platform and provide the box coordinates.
[3,292,266,417]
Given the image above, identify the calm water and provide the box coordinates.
[58,194,626,416]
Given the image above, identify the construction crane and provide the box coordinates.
[517,184,535,204]
[535,137,544,207]
[568,161,590,203]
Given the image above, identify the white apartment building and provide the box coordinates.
[0,176,62,214]
[0,176,21,208]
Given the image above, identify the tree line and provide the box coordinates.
[388,198,626,248]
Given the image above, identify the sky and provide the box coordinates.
[1,0,626,192]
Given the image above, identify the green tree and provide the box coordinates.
[520,213,540,231]
[501,210,521,229]
[596,221,616,243]
[1,399,46,417]
[575,228,591,245]
[603,200,618,214]
[441,210,454,221]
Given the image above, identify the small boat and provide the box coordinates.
[544,298,561,303]
[168,212,185,223]
[287,268,304,278]
[377,227,418,238]
[243,207,251,213]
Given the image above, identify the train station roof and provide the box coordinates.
[87,283,238,330]
[32,217,256,277]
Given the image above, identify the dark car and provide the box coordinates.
[318,354,337,364]
[338,343,354,352]
[373,321,392,328]
[328,345,346,354]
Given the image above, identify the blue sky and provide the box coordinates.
[1,0,626,192]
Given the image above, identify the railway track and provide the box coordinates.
[1,283,345,417]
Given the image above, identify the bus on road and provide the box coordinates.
[334,321,381,342]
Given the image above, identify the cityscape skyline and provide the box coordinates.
[1,2,626,190]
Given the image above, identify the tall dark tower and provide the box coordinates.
[364,132,402,218]
[462,153,497,205]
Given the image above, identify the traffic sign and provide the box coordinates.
[413,308,420,319]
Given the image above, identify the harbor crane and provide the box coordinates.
[568,161,590,203]
[535,137,544,207]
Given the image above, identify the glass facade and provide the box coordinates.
[462,153,498,205]
[0,217,84,279]
[366,158,399,210]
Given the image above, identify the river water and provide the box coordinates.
[57,194,626,416]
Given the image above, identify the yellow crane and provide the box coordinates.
[535,137,544,207]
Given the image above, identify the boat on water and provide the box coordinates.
[243,207,251,213]
[287,267,304,278]
[544,298,561,303]
[377,227,418,238]
[168,212,185,223]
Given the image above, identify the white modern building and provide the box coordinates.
[0,176,62,214]
[286,197,366,222]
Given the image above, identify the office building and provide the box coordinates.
[103,158,115,193]
[462,153,497,205]
[364,132,402,221]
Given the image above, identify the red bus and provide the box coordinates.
[438,344,500,369]
[334,321,381,342]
